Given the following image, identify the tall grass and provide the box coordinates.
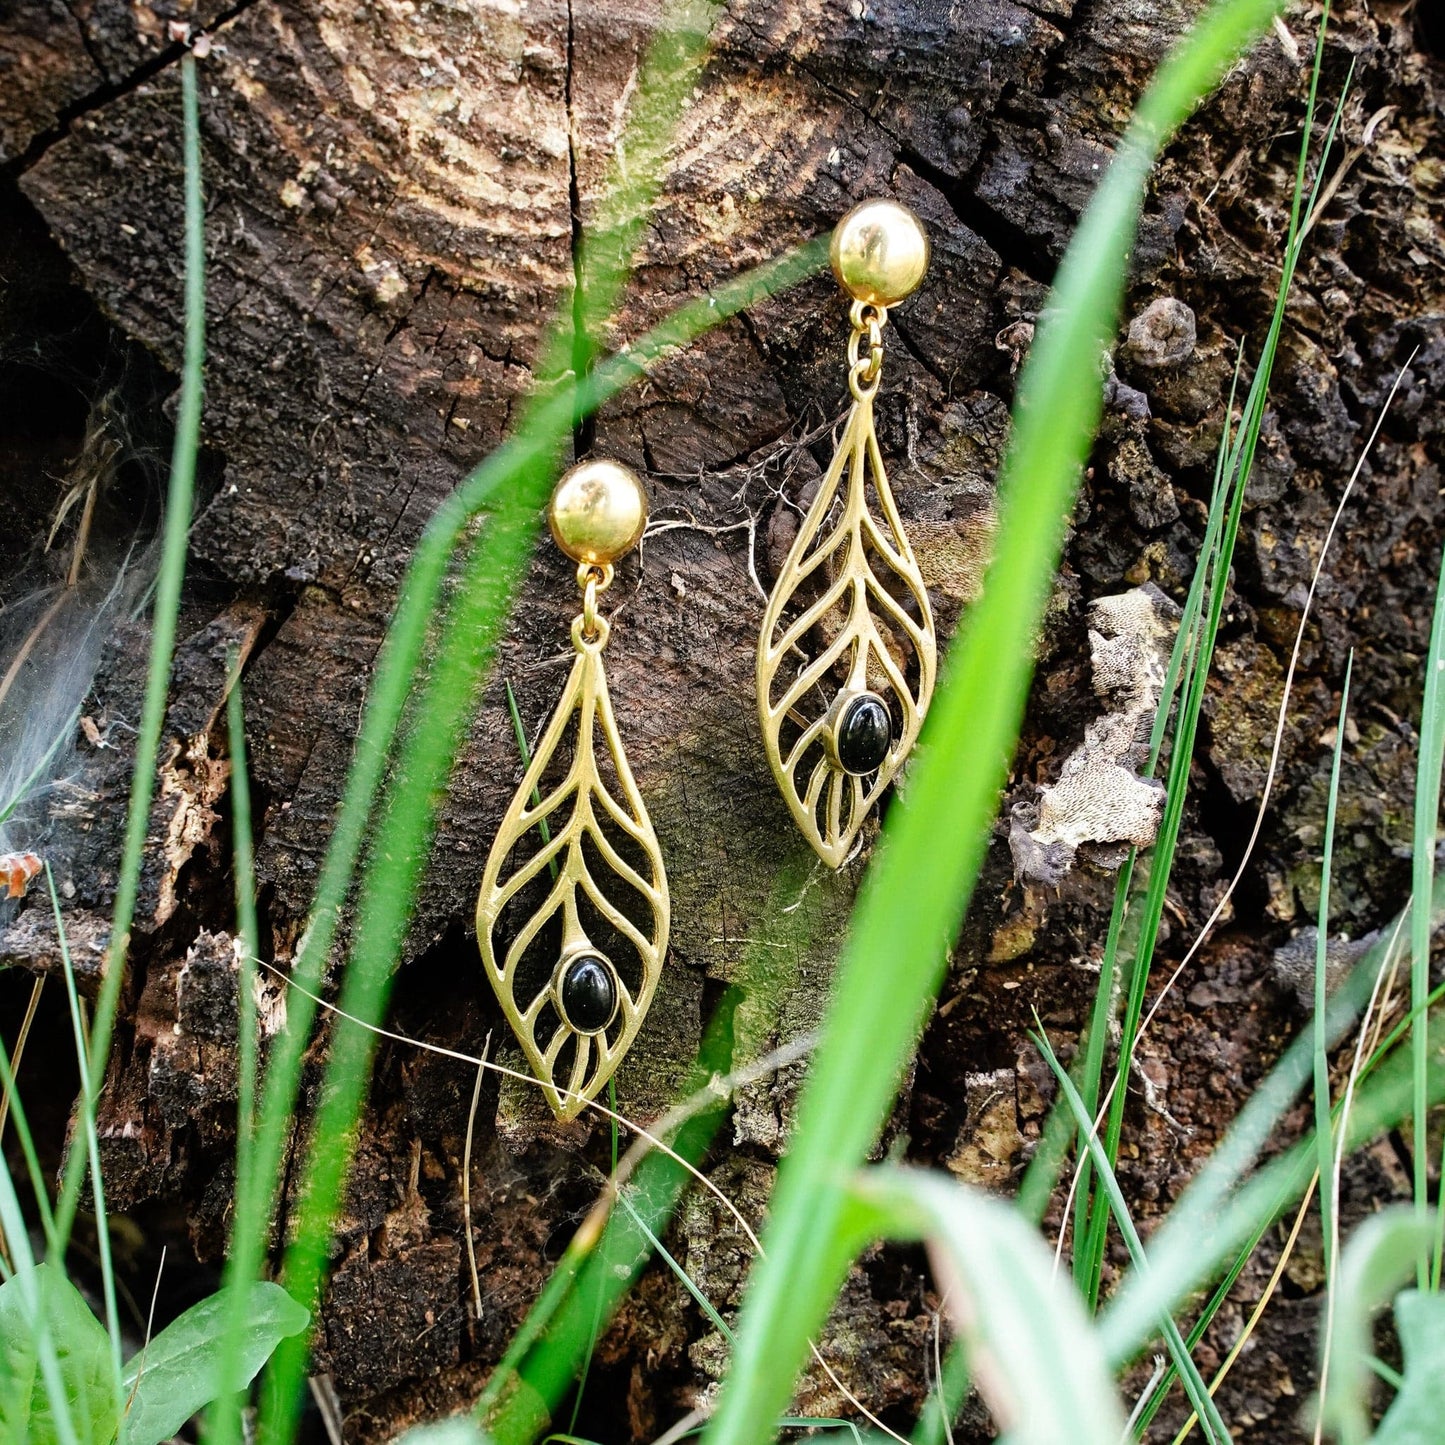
[49,50,205,1260]
[1046,329,1241,1273]
[1413,545,1445,1288]
[237,3,838,1433]
[1314,656,1354,1294]
[1071,13,1347,1306]
[700,4,1288,1441]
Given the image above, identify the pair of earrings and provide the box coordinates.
[476,200,939,1118]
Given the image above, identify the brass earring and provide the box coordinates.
[756,199,938,867]
[476,460,669,1120]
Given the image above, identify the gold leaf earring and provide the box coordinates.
[476,460,669,1120]
[757,199,938,867]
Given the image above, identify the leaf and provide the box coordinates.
[0,1262,118,1445]
[848,1168,1126,1445]
[395,1424,497,1444]
[118,1281,308,1445]
[476,637,669,1119]
[1372,1291,1445,1445]
[757,395,936,866]
[1319,1206,1435,1445]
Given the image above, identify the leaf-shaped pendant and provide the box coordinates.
[476,619,669,1120]
[757,394,937,867]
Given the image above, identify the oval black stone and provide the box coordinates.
[836,693,892,775]
[560,953,617,1033]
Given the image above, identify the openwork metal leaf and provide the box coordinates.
[757,395,937,867]
[476,634,669,1120]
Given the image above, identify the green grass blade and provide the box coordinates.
[1127,1165,1303,1436]
[46,868,125,1419]
[209,670,262,1439]
[1413,544,1445,1287]
[1322,1207,1434,1445]
[1098,891,1445,1364]
[505,679,556,872]
[566,1079,621,1436]
[847,1167,1126,1445]
[1076,17,1342,1305]
[228,672,260,1168]
[51,50,205,1258]
[616,1187,735,1345]
[700,5,1283,1441]
[1051,367,1239,1255]
[1033,1029,1232,1443]
[1314,655,1354,1285]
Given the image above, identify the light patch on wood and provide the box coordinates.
[219,0,575,296]
[1010,584,1179,886]
[946,1070,1023,1190]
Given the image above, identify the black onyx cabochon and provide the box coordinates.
[836,693,893,776]
[560,953,618,1033]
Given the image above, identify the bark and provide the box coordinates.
[0,0,1442,1439]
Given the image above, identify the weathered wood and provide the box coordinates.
[0,0,1442,1437]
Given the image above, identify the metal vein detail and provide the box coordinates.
[476,635,668,1119]
[757,395,937,866]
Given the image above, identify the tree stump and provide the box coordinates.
[0,0,1442,1438]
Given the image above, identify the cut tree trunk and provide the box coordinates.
[0,0,1442,1439]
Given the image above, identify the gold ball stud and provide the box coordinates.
[548,458,649,567]
[830,199,931,309]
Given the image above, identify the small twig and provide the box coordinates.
[0,973,45,1270]
[0,975,44,1147]
[65,472,101,590]
[462,1032,492,1321]
[932,1305,955,1445]
[307,1374,345,1445]
[1296,105,1396,252]
[644,513,769,604]
[1125,1357,1168,1438]
[124,1245,168,1418]
[651,1405,709,1445]
[0,591,69,716]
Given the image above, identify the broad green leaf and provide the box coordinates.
[0,1263,118,1445]
[1368,1291,1445,1445]
[119,1282,307,1445]
[849,1168,1125,1445]
[1320,1207,1435,1445]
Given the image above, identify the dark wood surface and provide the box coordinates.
[0,0,1442,1436]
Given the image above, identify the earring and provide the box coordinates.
[476,460,669,1121]
[756,199,938,867]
